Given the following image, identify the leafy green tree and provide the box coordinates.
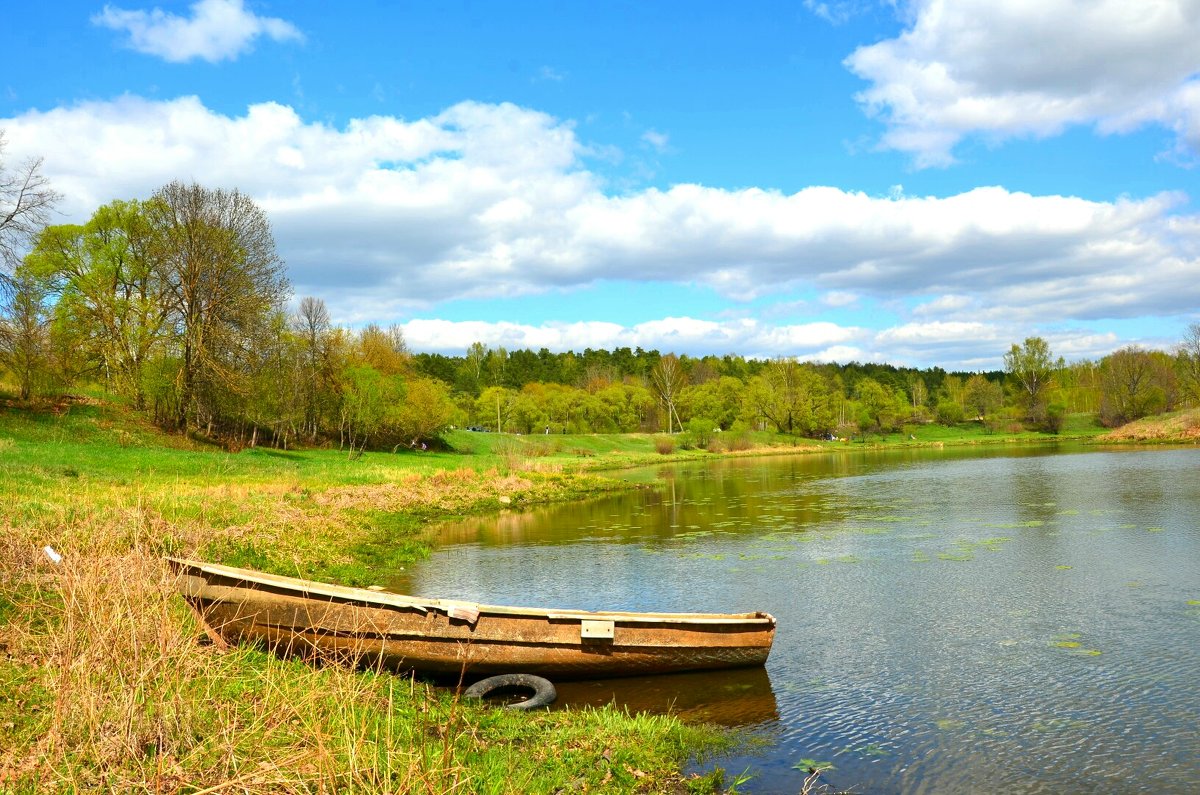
[855,377,898,434]
[0,269,52,399]
[679,376,745,429]
[1004,337,1055,425]
[1099,346,1176,427]
[745,359,833,436]
[963,374,1004,419]
[476,386,517,432]
[25,200,168,408]
[339,365,402,458]
[392,377,455,444]
[509,390,547,434]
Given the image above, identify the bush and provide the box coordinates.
[685,417,716,449]
[654,436,676,454]
[1043,403,1066,434]
[936,400,964,424]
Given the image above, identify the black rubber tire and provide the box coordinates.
[463,673,557,710]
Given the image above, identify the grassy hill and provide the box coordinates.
[1100,407,1200,443]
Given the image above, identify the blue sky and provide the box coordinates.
[3,0,1199,368]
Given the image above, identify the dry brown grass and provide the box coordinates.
[0,462,712,793]
[1099,407,1200,443]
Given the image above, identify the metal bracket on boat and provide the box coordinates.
[580,619,614,642]
[442,601,481,626]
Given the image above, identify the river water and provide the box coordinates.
[390,445,1200,793]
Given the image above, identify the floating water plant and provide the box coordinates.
[912,551,931,563]
[935,719,966,731]
[1147,527,1164,532]
[794,759,835,773]
[841,743,890,757]
[1053,640,1081,649]
[1055,565,1073,570]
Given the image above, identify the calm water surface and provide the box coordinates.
[390,445,1200,793]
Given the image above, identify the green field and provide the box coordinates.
[0,396,1111,793]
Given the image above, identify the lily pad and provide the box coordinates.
[794,758,835,773]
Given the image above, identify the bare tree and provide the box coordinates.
[293,296,333,440]
[650,353,687,433]
[149,181,289,431]
[1,132,60,285]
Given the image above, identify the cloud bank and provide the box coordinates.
[2,96,1196,366]
[93,0,303,63]
[847,0,1200,166]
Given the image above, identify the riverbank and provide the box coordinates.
[0,396,1117,793]
[1098,407,1200,444]
[1,400,742,794]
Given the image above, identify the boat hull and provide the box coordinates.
[168,559,775,679]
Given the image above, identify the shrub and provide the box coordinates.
[654,436,676,455]
[936,400,964,424]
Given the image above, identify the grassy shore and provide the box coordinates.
[1098,407,1200,443]
[1,399,746,794]
[0,395,1112,793]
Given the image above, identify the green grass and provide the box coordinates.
[0,398,747,794]
[0,395,1129,793]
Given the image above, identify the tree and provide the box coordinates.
[963,374,1004,419]
[392,377,454,445]
[1099,346,1176,427]
[1004,337,1054,424]
[1,132,60,284]
[854,377,898,434]
[293,296,335,441]
[149,182,290,431]
[25,200,168,408]
[650,354,687,433]
[339,364,401,459]
[476,386,517,432]
[745,359,833,436]
[0,269,52,399]
[1177,322,1200,407]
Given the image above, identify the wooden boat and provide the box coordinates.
[168,558,776,679]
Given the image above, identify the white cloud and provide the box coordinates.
[820,290,859,307]
[846,0,1200,166]
[641,129,670,151]
[2,95,1198,367]
[93,0,303,63]
[400,317,868,361]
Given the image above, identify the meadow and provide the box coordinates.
[0,395,1116,793]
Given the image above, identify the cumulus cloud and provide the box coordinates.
[2,95,1197,366]
[846,0,1200,166]
[93,0,303,63]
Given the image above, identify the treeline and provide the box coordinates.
[3,174,1200,452]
